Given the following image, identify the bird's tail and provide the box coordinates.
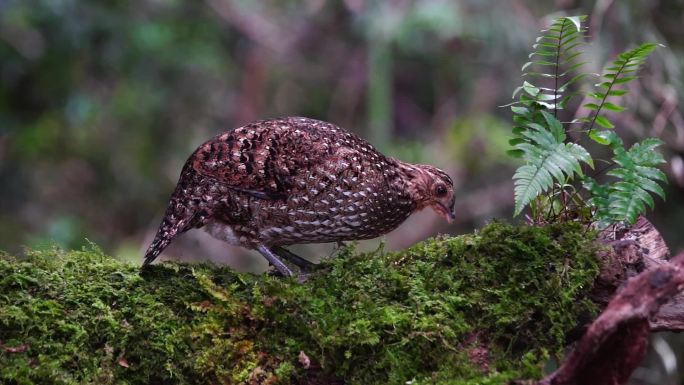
[142,189,198,269]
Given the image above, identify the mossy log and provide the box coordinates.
[0,220,680,385]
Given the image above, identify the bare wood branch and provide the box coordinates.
[589,216,684,332]
[539,250,684,385]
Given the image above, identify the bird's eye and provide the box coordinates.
[434,184,447,197]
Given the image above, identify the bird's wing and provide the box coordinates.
[190,120,333,200]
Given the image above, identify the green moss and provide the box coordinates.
[0,222,600,384]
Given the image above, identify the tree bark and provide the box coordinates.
[535,217,684,385]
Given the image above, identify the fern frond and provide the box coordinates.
[583,176,610,224]
[520,16,587,115]
[585,134,667,225]
[512,112,593,215]
[584,43,659,141]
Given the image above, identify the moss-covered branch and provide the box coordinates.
[1,223,602,384]
[540,250,684,385]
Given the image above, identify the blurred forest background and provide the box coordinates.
[1,0,684,383]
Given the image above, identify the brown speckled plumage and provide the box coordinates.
[143,117,455,276]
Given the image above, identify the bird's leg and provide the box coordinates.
[257,245,294,277]
[272,246,316,270]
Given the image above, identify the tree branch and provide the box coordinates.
[531,217,684,385]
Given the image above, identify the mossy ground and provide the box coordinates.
[0,222,600,385]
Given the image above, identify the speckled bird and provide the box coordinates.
[143,117,455,277]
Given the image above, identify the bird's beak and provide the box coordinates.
[436,202,456,224]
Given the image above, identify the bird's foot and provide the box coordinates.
[260,245,326,280]
[272,246,317,272]
[265,265,312,282]
[266,267,288,278]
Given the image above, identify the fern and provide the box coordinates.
[582,43,659,143]
[509,16,593,216]
[578,43,667,226]
[514,16,588,114]
[584,133,666,225]
[512,111,592,215]
[507,16,667,226]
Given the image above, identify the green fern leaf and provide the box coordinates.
[609,190,646,224]
[512,120,592,215]
[585,43,659,133]
[513,144,591,215]
[594,115,614,129]
[583,176,611,223]
[588,129,616,145]
[517,16,587,114]
[634,165,667,183]
[588,137,667,225]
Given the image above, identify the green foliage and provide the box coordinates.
[584,134,667,225]
[1,223,600,384]
[582,43,659,137]
[509,16,593,216]
[511,109,593,215]
[515,16,588,112]
[508,16,667,226]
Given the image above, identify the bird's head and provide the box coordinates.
[400,163,456,223]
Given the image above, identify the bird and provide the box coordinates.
[142,117,455,277]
